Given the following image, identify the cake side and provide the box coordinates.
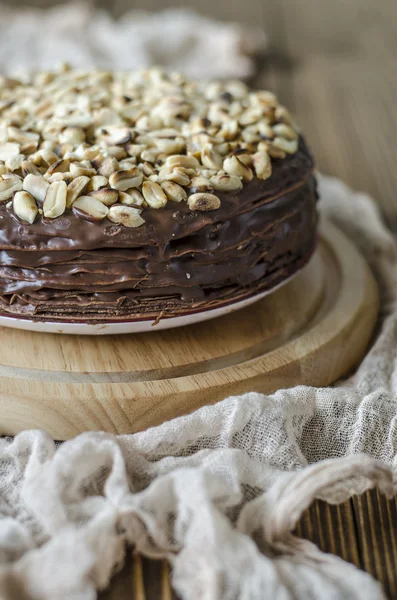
[0,168,317,321]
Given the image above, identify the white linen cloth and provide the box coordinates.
[0,4,395,599]
[0,2,266,78]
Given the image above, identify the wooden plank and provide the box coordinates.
[104,0,265,28]
[297,492,397,600]
[255,0,295,101]
[141,557,175,600]
[98,552,135,600]
[352,490,397,599]
[295,499,361,568]
[276,0,397,231]
[99,555,176,600]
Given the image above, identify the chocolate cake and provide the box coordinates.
[0,66,317,322]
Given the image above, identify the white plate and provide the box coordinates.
[0,270,301,335]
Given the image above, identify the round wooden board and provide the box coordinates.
[0,219,379,440]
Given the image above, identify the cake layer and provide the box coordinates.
[0,139,313,252]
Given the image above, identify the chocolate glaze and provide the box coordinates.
[0,138,318,321]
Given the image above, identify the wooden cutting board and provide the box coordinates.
[0,219,378,440]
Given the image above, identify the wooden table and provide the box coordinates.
[57,0,397,596]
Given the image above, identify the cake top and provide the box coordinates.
[0,65,300,228]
